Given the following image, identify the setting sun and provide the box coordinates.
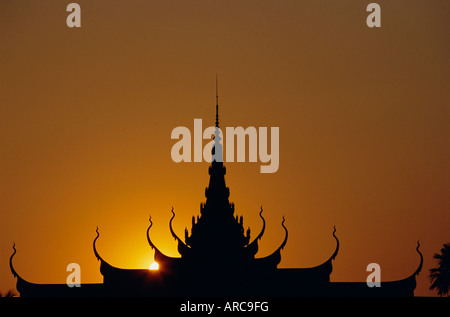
[149,262,159,270]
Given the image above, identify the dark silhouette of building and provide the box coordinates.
[9,91,423,297]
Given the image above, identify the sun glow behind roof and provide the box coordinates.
[149,262,159,270]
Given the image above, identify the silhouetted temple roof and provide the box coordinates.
[9,100,423,297]
[330,242,423,297]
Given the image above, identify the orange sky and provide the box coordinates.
[1,0,449,296]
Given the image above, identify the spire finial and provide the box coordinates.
[215,74,219,127]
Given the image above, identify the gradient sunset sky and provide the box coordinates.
[1,0,449,296]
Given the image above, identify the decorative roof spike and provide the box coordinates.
[146,215,182,264]
[93,226,103,262]
[9,243,18,278]
[169,207,191,256]
[215,74,219,127]
[414,240,423,277]
[330,226,339,261]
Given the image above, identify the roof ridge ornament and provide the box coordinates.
[215,74,219,128]
[413,240,423,277]
[245,207,266,255]
[147,215,182,264]
[330,225,339,261]
[93,226,103,262]
[280,216,288,250]
[9,243,18,278]
[169,207,191,256]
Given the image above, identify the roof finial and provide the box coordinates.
[215,74,219,127]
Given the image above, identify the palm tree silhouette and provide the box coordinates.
[429,243,450,297]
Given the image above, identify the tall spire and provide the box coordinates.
[212,74,223,163]
[215,74,219,127]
